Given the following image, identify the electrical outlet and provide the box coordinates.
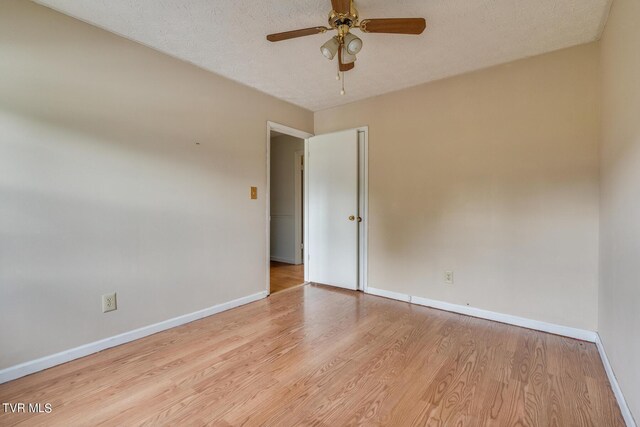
[444,271,454,285]
[102,293,117,313]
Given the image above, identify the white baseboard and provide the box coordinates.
[366,286,411,302]
[411,295,598,342]
[0,290,268,385]
[595,334,637,427]
[365,287,597,342]
[270,256,297,264]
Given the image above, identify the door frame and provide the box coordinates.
[303,126,369,292]
[266,122,369,294]
[357,127,369,292]
[266,122,313,295]
[294,150,304,265]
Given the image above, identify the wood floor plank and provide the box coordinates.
[0,285,625,426]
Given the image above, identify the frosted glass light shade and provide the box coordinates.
[343,33,363,55]
[320,36,340,60]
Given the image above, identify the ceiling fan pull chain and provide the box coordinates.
[340,71,345,95]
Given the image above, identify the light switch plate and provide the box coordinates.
[250,186,258,199]
[102,293,117,313]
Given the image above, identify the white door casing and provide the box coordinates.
[294,150,304,265]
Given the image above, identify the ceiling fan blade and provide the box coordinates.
[359,18,426,34]
[331,0,351,15]
[338,47,355,72]
[266,26,327,42]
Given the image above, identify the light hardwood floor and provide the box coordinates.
[0,285,624,426]
[270,261,304,293]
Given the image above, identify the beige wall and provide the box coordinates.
[270,134,304,263]
[315,44,601,331]
[600,0,640,419]
[0,0,312,369]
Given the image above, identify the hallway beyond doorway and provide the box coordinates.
[270,261,304,293]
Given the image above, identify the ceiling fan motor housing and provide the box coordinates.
[328,6,358,31]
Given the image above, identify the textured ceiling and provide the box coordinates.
[35,0,610,111]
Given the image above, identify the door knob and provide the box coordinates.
[349,215,355,221]
[357,216,362,222]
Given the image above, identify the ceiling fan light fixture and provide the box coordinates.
[343,32,362,55]
[266,0,427,94]
[320,36,340,60]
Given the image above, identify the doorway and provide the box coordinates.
[268,124,311,294]
[266,122,368,295]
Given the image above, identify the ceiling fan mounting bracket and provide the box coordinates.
[328,7,358,32]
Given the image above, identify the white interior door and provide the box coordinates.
[307,129,359,290]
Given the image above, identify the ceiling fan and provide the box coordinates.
[266,0,426,94]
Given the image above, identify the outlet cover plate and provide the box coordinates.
[445,271,454,285]
[102,293,117,313]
